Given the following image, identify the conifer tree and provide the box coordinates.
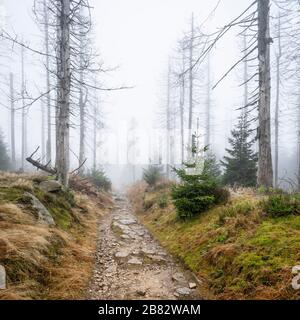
[221,113,257,187]
[0,131,11,171]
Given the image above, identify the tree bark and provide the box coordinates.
[44,0,52,164]
[274,14,281,189]
[205,54,211,148]
[21,44,27,171]
[78,23,86,175]
[166,64,171,179]
[93,102,97,172]
[257,0,273,188]
[9,73,15,167]
[188,13,194,155]
[56,0,71,186]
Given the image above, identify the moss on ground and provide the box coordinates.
[128,184,300,300]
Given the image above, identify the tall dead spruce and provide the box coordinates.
[184,0,274,187]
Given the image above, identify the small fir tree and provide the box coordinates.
[172,136,229,219]
[221,112,257,187]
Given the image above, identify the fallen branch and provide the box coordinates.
[26,146,57,175]
[70,158,88,175]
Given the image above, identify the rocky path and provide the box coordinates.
[87,194,201,300]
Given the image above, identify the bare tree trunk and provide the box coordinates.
[257,0,273,188]
[78,27,85,174]
[21,44,27,171]
[166,64,171,179]
[93,94,98,171]
[274,14,281,189]
[55,6,60,170]
[56,0,71,186]
[243,34,249,111]
[41,101,45,159]
[205,54,211,148]
[9,73,15,167]
[180,73,185,164]
[44,0,52,164]
[298,99,300,191]
[188,13,194,154]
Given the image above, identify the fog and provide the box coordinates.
[0,0,298,190]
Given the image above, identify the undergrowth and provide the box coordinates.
[128,182,300,300]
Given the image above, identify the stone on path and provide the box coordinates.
[172,272,186,283]
[105,265,117,274]
[189,282,197,289]
[147,255,167,262]
[115,251,130,258]
[0,265,6,290]
[136,289,146,296]
[141,248,155,255]
[128,257,143,265]
[118,218,137,225]
[176,287,191,296]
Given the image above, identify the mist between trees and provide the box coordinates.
[0,0,299,191]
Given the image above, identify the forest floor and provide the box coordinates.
[87,194,201,300]
[127,182,300,300]
[0,172,112,300]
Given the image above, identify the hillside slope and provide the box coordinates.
[128,182,300,300]
[0,172,111,300]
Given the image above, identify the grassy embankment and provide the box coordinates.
[0,172,112,300]
[128,182,300,300]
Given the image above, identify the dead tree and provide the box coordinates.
[21,44,27,171]
[56,0,71,186]
[9,73,15,167]
[274,14,282,189]
[188,13,194,153]
[205,54,211,148]
[257,0,273,188]
[166,63,171,179]
[44,0,52,164]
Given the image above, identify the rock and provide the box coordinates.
[39,180,62,193]
[189,282,197,289]
[25,192,55,226]
[141,248,155,255]
[118,218,137,225]
[172,272,186,283]
[147,255,167,262]
[128,258,143,265]
[176,287,191,296]
[121,235,130,240]
[115,251,130,258]
[105,265,117,274]
[0,265,6,289]
[136,289,146,296]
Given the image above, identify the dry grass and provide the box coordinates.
[0,173,108,300]
[128,183,300,300]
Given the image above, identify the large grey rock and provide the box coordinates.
[0,265,6,290]
[39,180,62,193]
[25,192,55,226]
